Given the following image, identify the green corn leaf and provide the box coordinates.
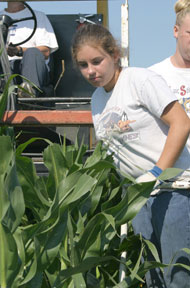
[0,136,13,175]
[143,239,161,264]
[19,239,38,285]
[105,182,154,226]
[36,210,68,271]
[2,164,25,233]
[16,155,50,220]
[16,137,52,156]
[43,143,70,189]
[159,167,184,181]
[0,224,21,288]
[72,273,86,288]
[53,256,115,287]
[78,213,109,259]
[0,74,18,120]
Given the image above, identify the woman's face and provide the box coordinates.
[76,44,119,92]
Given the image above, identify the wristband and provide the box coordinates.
[149,165,162,177]
[16,47,23,57]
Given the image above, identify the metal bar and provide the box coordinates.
[0,110,93,126]
[89,126,93,150]
[17,97,91,102]
[0,25,16,110]
[1,0,99,1]
[97,0,108,27]
[121,0,129,68]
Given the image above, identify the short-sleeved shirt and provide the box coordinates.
[149,57,190,153]
[91,67,190,178]
[0,7,58,61]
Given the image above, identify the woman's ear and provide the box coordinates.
[113,50,120,64]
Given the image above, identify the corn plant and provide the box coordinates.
[1,132,183,288]
[1,72,189,287]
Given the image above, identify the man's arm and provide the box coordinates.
[7,45,50,59]
[156,100,190,169]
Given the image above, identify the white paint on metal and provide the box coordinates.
[121,0,129,67]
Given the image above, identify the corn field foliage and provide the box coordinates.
[1,76,190,288]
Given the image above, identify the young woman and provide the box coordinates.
[71,23,190,288]
[150,0,190,153]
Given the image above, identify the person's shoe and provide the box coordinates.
[17,82,36,98]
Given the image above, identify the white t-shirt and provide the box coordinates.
[91,67,190,178]
[149,57,190,152]
[0,7,58,61]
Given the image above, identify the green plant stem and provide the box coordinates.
[0,223,7,288]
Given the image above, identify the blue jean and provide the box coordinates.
[132,190,190,288]
[10,47,50,97]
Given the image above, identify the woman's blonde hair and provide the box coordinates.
[71,24,121,67]
[175,0,190,25]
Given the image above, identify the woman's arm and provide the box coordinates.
[156,100,190,170]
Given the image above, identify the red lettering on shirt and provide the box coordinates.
[180,85,186,96]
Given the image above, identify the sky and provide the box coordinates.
[0,0,177,68]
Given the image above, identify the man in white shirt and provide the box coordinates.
[149,0,190,152]
[0,1,58,97]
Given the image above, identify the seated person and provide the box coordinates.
[0,1,58,98]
